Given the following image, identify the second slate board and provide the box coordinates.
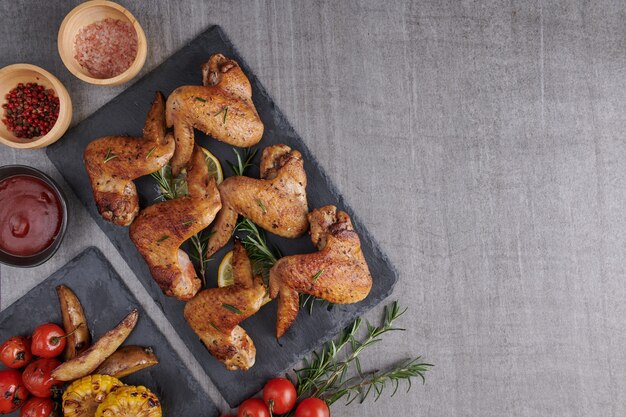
[47,26,398,406]
[0,247,218,417]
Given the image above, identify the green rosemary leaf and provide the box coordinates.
[103,148,118,163]
[157,235,169,242]
[145,146,156,159]
[195,97,207,102]
[209,321,222,333]
[222,303,243,314]
[311,269,324,281]
[256,199,267,214]
[214,106,228,123]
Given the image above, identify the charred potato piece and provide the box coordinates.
[52,309,139,381]
[56,285,91,361]
[94,346,158,378]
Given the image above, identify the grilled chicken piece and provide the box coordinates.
[129,146,221,301]
[205,144,309,258]
[184,241,266,370]
[269,206,373,338]
[84,92,175,226]
[166,54,264,175]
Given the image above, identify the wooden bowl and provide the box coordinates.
[58,0,147,86]
[0,64,72,149]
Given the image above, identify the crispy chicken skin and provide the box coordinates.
[129,145,222,301]
[184,241,266,370]
[166,54,264,175]
[269,206,373,338]
[205,144,309,258]
[84,92,175,226]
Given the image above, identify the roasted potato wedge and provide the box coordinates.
[52,309,139,381]
[56,285,91,361]
[94,346,158,378]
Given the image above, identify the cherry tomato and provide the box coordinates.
[237,398,270,417]
[0,369,29,413]
[20,397,58,417]
[0,336,33,368]
[22,358,63,398]
[295,398,329,417]
[263,378,297,414]
[31,324,66,358]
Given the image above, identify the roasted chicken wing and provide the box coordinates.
[84,92,175,226]
[184,240,266,370]
[269,205,373,338]
[166,54,264,175]
[129,145,221,301]
[205,144,309,258]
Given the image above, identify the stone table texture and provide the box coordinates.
[0,1,624,416]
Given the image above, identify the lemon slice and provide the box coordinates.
[217,250,271,305]
[200,147,223,185]
[217,250,235,288]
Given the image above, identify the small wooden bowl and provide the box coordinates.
[0,64,72,149]
[58,0,147,86]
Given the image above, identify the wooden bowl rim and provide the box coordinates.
[0,64,73,149]
[57,0,147,86]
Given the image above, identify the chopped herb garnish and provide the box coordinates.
[256,199,267,214]
[181,219,194,226]
[195,97,207,102]
[157,235,170,243]
[311,269,325,281]
[145,146,156,159]
[209,321,222,333]
[222,303,243,314]
[215,106,229,123]
[103,148,118,163]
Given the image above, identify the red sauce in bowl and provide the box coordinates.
[0,175,63,256]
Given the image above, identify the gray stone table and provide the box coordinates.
[0,1,624,416]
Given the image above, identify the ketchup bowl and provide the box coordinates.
[0,165,68,267]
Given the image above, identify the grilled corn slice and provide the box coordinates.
[63,374,123,417]
[95,385,162,417]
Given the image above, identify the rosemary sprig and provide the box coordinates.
[150,166,179,200]
[325,357,432,405]
[187,229,214,283]
[227,147,258,176]
[293,302,432,408]
[150,165,211,283]
[235,218,280,279]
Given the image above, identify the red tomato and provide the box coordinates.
[0,336,33,368]
[31,324,66,358]
[22,358,63,398]
[263,378,297,414]
[237,398,270,417]
[0,369,29,413]
[295,398,329,417]
[19,397,58,417]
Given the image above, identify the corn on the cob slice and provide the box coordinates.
[95,385,162,417]
[63,374,123,417]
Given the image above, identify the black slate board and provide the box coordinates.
[0,247,218,417]
[47,26,398,406]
